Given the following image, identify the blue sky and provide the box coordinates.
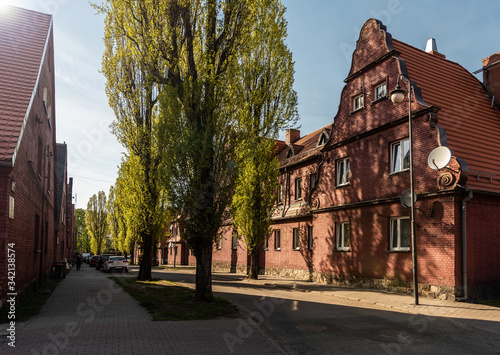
[1,0,499,208]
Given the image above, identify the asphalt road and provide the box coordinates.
[150,268,500,355]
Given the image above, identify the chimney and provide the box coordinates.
[425,38,446,59]
[285,129,300,145]
[482,52,500,103]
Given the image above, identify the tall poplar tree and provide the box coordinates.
[231,0,298,279]
[85,191,108,255]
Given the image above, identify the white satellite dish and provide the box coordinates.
[400,189,417,208]
[428,146,452,170]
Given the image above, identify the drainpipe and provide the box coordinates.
[457,188,473,301]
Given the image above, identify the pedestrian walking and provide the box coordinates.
[76,254,82,270]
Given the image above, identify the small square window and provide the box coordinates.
[353,94,364,111]
[337,157,350,186]
[391,139,410,173]
[274,230,281,250]
[295,178,302,201]
[375,82,387,100]
[390,217,410,251]
[336,222,350,251]
[293,228,300,250]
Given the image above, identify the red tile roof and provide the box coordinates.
[278,125,331,168]
[393,39,500,192]
[0,6,52,162]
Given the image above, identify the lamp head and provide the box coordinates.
[389,85,407,104]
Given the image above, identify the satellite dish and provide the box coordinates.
[428,146,452,170]
[401,189,417,208]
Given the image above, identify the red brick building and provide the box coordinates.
[0,6,75,312]
[170,19,500,300]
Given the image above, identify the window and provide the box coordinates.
[232,232,238,250]
[375,82,387,100]
[337,157,350,186]
[390,217,410,251]
[353,94,364,111]
[293,228,300,250]
[274,230,281,250]
[264,236,269,250]
[295,178,302,200]
[391,139,410,173]
[277,184,283,204]
[336,222,350,251]
[217,235,222,250]
[307,226,313,250]
[318,133,328,146]
[310,173,318,190]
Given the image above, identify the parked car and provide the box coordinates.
[89,255,99,268]
[103,256,129,273]
[96,254,113,270]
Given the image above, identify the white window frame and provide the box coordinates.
[375,82,387,100]
[336,222,350,251]
[295,178,302,201]
[293,228,300,250]
[391,139,410,173]
[390,217,410,251]
[274,229,281,250]
[353,94,364,111]
[337,157,350,186]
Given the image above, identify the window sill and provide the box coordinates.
[370,96,388,105]
[336,183,350,188]
[388,169,409,176]
[349,107,365,115]
[334,249,351,252]
[388,249,410,253]
[274,248,281,251]
[293,248,300,251]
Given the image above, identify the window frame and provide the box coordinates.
[264,236,269,250]
[353,94,364,111]
[277,184,283,204]
[274,229,281,250]
[389,217,411,252]
[374,82,387,100]
[390,139,410,174]
[310,173,318,191]
[292,228,300,250]
[336,157,350,186]
[307,226,313,250]
[232,232,238,250]
[335,222,351,251]
[216,235,222,250]
[295,178,302,201]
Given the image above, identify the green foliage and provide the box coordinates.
[85,191,108,255]
[231,0,298,278]
[75,208,90,253]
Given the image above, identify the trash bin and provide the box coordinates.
[50,261,66,279]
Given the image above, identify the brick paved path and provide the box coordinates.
[1,266,285,355]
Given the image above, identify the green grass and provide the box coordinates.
[1,277,64,323]
[110,277,239,321]
[480,299,500,308]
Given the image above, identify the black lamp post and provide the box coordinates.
[389,73,419,306]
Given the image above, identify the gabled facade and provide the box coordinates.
[208,19,500,300]
[0,6,75,312]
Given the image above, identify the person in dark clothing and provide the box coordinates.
[76,255,82,270]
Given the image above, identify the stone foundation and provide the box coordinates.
[213,263,458,300]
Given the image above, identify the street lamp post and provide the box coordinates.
[390,74,419,305]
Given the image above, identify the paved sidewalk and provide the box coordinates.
[0,266,285,355]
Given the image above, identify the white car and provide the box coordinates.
[103,256,129,273]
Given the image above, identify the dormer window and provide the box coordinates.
[317,133,328,146]
[287,147,294,158]
[353,94,364,111]
[375,82,387,100]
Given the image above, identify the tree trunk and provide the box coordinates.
[138,231,152,280]
[195,244,214,302]
[247,248,259,280]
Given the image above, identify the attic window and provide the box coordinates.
[375,82,387,100]
[318,133,328,146]
[353,94,364,111]
[287,147,294,158]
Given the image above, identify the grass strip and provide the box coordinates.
[110,276,239,321]
[480,299,500,308]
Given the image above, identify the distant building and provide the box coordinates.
[0,5,75,312]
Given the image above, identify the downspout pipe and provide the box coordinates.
[457,188,473,301]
